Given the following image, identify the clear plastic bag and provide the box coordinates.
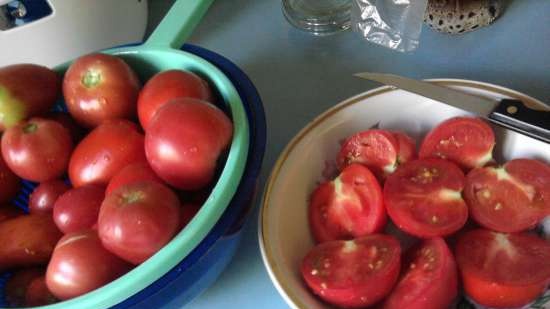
[352,0,428,52]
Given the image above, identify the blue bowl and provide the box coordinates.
[0,44,266,308]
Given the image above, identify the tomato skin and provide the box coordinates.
[0,151,20,204]
[0,64,59,131]
[145,99,233,190]
[392,131,416,164]
[53,185,105,234]
[309,164,386,243]
[69,119,147,187]
[46,229,131,300]
[0,204,25,223]
[46,111,87,143]
[25,275,58,306]
[301,234,401,308]
[98,181,180,264]
[464,159,550,233]
[1,118,73,182]
[384,158,468,238]
[337,130,399,179]
[106,162,163,195]
[382,238,458,309]
[137,70,213,130]
[63,53,141,128]
[29,180,70,214]
[4,267,44,307]
[0,215,62,271]
[455,229,550,308]
[419,116,495,170]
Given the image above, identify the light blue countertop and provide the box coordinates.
[148,1,550,308]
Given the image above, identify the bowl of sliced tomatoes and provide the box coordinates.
[259,79,550,309]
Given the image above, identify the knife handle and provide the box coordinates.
[489,99,550,143]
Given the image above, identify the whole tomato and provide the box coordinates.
[69,119,146,187]
[25,276,58,306]
[0,214,63,271]
[29,180,70,214]
[53,184,105,234]
[0,149,20,204]
[106,162,162,195]
[4,268,44,307]
[137,70,213,130]
[46,229,131,300]
[145,99,233,190]
[98,181,180,264]
[63,53,141,128]
[0,64,59,131]
[1,118,73,182]
[46,111,86,143]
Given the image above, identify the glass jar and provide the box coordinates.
[282,0,352,36]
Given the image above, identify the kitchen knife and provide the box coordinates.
[354,72,550,144]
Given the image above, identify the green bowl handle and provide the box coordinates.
[143,0,214,49]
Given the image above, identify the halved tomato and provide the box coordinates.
[419,117,495,170]
[464,158,550,233]
[382,237,458,309]
[301,234,401,308]
[392,131,416,165]
[309,164,385,243]
[455,229,550,308]
[384,158,468,238]
[337,130,399,179]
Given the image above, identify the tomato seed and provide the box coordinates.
[311,269,318,275]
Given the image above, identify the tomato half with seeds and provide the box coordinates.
[384,158,468,238]
[455,229,550,308]
[309,164,385,243]
[337,130,399,179]
[419,117,495,170]
[464,159,550,233]
[301,234,401,308]
[382,237,458,309]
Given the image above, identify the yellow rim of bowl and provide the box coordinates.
[259,79,548,309]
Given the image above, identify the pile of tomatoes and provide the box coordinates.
[301,117,550,309]
[0,53,233,306]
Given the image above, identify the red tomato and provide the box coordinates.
[0,204,24,223]
[309,164,385,243]
[137,70,213,130]
[46,229,131,300]
[0,64,59,131]
[98,181,180,264]
[455,229,550,308]
[25,275,57,306]
[0,150,20,204]
[29,180,70,214]
[301,234,401,308]
[392,131,416,164]
[106,162,162,195]
[4,267,43,307]
[1,118,73,182]
[464,159,550,233]
[382,238,458,309]
[46,111,87,143]
[145,99,233,190]
[337,130,399,179]
[419,117,495,170]
[63,53,141,128]
[53,185,105,234]
[0,215,62,271]
[384,158,468,238]
[69,119,146,187]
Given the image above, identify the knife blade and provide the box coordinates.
[354,72,550,144]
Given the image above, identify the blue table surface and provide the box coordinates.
[148,1,550,308]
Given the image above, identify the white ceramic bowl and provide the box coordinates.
[259,79,550,309]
